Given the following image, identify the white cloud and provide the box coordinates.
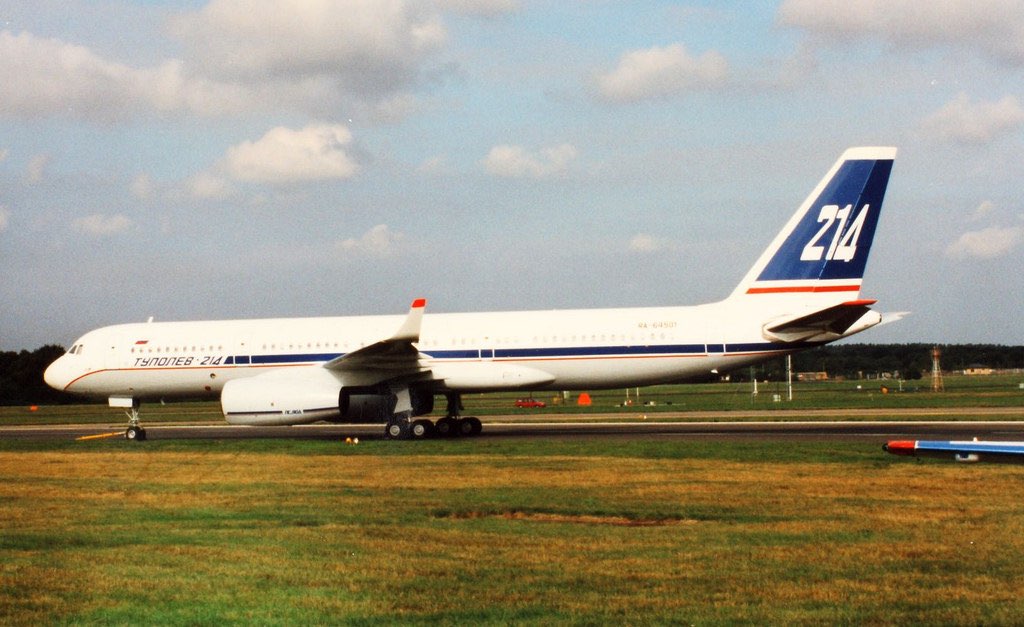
[187,172,235,199]
[0,0,448,122]
[969,200,996,222]
[0,30,139,121]
[628,234,668,253]
[170,0,446,98]
[73,213,132,236]
[337,224,405,258]
[433,0,520,16]
[221,124,358,184]
[920,94,1024,144]
[131,173,154,200]
[946,225,1024,259]
[595,43,728,103]
[418,154,450,175]
[0,148,8,162]
[0,30,249,121]
[483,143,577,179]
[778,0,1024,65]
[25,154,49,184]
[0,206,9,232]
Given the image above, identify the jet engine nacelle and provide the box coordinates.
[222,367,344,426]
[221,367,435,426]
[337,388,434,424]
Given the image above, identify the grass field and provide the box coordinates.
[2,375,1023,624]
[3,437,1024,624]
[4,373,1024,426]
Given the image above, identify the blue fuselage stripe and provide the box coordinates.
[224,342,800,367]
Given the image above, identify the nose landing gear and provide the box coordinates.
[110,396,146,441]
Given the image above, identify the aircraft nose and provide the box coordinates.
[43,357,70,391]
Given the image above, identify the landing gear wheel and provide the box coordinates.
[456,417,482,437]
[125,426,146,441]
[435,417,457,438]
[410,419,434,439]
[385,422,408,440]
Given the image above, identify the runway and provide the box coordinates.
[4,413,1024,443]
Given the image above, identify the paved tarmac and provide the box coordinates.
[3,409,1024,443]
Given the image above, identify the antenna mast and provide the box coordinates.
[931,346,944,392]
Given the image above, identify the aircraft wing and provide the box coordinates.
[762,299,880,343]
[322,298,432,385]
[885,440,1024,464]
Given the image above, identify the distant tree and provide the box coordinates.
[0,345,73,405]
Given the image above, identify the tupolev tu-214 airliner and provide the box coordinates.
[45,147,901,440]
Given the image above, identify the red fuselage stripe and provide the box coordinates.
[746,284,860,294]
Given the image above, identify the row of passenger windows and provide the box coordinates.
[131,345,224,354]
[124,332,677,355]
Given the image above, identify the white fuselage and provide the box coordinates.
[44,298,804,401]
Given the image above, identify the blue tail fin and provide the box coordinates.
[730,146,896,299]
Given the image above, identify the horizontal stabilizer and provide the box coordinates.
[763,299,880,343]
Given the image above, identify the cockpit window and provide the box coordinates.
[68,344,83,355]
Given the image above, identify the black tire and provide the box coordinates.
[385,422,406,440]
[410,419,434,439]
[435,417,457,438]
[456,418,475,437]
[125,426,146,441]
[465,417,482,437]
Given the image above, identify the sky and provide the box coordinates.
[2,0,1023,350]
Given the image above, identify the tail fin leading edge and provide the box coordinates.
[730,147,896,300]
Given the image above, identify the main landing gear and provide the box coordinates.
[382,393,482,440]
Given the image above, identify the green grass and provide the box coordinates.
[477,373,1024,414]
[5,373,1023,426]
[3,437,1024,624]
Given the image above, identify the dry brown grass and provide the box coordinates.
[3,443,1024,623]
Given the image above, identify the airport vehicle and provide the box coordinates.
[44,147,899,440]
[885,440,1024,463]
[515,398,546,408]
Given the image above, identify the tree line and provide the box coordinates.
[2,343,1023,405]
[758,343,1024,382]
